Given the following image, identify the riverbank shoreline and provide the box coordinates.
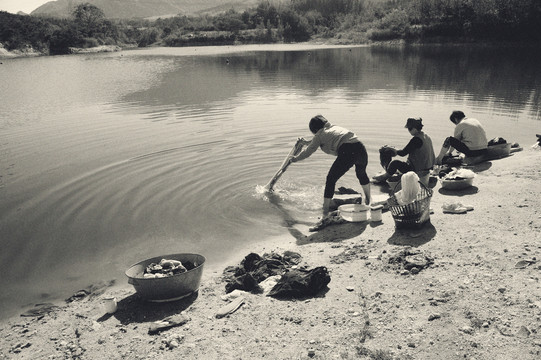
[2,39,540,59]
[0,44,123,58]
[1,148,540,359]
[0,42,366,59]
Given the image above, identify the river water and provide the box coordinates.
[0,44,539,319]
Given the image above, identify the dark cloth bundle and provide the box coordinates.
[223,252,331,298]
[488,137,507,146]
[267,267,331,298]
[223,251,302,293]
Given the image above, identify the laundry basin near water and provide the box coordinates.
[125,253,205,302]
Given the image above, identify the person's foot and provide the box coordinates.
[373,172,390,183]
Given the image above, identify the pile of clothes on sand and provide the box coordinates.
[222,251,330,299]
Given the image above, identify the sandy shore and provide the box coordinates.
[0,42,364,59]
[1,148,540,360]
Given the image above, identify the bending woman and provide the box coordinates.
[291,115,371,216]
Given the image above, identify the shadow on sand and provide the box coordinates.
[265,191,367,245]
[464,161,492,173]
[101,291,199,326]
[387,222,437,247]
[438,185,479,196]
[295,221,368,245]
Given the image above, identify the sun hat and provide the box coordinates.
[404,117,423,129]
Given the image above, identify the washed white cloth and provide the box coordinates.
[442,168,475,180]
[396,171,420,205]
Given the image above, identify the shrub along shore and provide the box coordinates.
[1,0,541,57]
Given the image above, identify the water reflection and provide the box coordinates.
[394,45,541,119]
[1,45,540,320]
[121,46,541,122]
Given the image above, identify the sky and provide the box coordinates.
[0,0,51,14]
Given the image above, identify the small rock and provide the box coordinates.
[407,342,416,348]
[460,326,474,335]
[517,326,531,338]
[428,313,441,321]
[308,348,316,357]
[346,286,355,292]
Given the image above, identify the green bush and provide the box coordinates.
[3,0,541,55]
[0,11,53,51]
[369,8,410,40]
[280,9,312,42]
[49,25,82,54]
[82,37,99,48]
[137,28,160,47]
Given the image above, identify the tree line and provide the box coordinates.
[1,0,540,55]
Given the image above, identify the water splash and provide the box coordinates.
[254,181,321,212]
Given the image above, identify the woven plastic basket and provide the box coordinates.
[388,181,433,229]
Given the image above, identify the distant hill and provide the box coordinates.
[31,0,261,19]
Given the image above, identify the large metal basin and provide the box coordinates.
[125,253,205,302]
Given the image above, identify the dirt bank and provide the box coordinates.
[1,149,540,360]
